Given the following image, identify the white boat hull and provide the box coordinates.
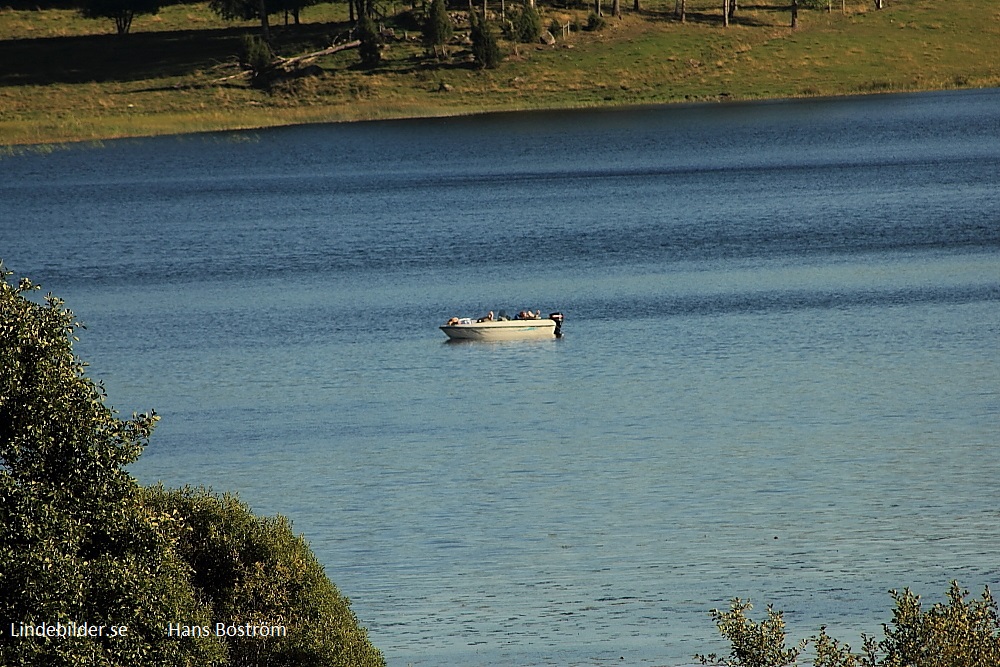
[440,319,558,341]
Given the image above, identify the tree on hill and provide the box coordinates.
[240,33,275,87]
[423,0,453,59]
[470,11,502,69]
[0,265,385,667]
[211,0,275,41]
[79,0,160,35]
[357,14,383,68]
[512,2,542,43]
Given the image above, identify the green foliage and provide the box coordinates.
[879,582,1000,667]
[357,15,383,68]
[809,627,878,667]
[585,11,606,31]
[0,266,224,666]
[211,0,264,23]
[240,33,274,75]
[239,33,275,89]
[210,0,276,39]
[0,266,384,667]
[699,583,1000,667]
[78,0,160,35]
[422,0,453,58]
[143,485,386,667]
[696,598,801,667]
[512,4,542,43]
[470,11,502,69]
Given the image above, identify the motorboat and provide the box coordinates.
[440,312,564,341]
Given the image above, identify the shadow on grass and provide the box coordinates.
[643,5,789,27]
[0,21,349,87]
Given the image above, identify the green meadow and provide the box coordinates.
[1,0,998,145]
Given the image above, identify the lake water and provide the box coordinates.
[2,89,999,666]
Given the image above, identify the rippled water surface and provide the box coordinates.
[3,89,999,666]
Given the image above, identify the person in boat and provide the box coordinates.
[446,317,460,326]
[477,310,494,323]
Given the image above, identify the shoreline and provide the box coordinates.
[2,85,994,153]
[3,0,999,148]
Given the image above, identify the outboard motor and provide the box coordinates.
[548,312,564,338]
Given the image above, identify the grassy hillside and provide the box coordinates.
[1,0,997,145]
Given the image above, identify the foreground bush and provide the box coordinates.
[1,268,224,666]
[144,485,385,667]
[697,581,1000,667]
[0,265,383,667]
